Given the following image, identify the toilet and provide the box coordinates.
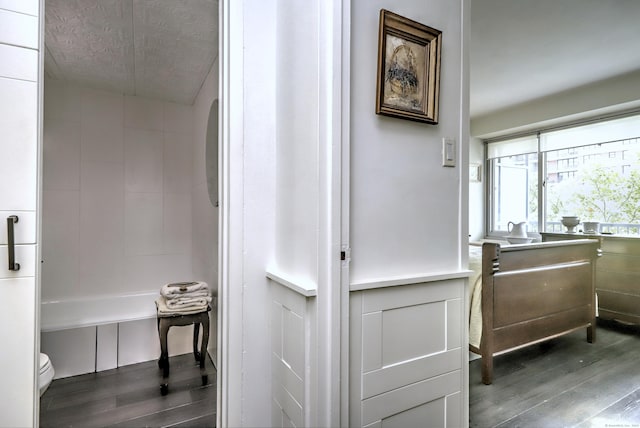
[39,353,54,396]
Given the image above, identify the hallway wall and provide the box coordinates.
[350,0,468,282]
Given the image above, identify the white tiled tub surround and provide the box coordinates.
[41,79,215,378]
[40,298,203,378]
[43,80,194,299]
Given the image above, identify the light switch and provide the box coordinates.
[442,138,456,167]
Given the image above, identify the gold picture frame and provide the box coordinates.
[375,9,442,124]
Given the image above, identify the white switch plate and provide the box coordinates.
[442,138,456,167]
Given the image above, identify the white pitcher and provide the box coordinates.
[508,221,527,238]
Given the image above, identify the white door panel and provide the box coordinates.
[0,2,40,426]
[0,211,36,244]
[0,277,36,428]
[0,0,39,16]
[0,44,38,81]
[0,244,37,278]
[0,77,38,211]
[0,8,38,49]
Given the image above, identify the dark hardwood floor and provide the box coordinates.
[470,319,640,428]
[40,320,640,428]
[40,353,216,428]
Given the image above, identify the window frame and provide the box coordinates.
[483,111,640,239]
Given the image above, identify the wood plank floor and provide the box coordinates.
[40,353,216,428]
[470,319,640,427]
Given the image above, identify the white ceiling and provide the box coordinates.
[45,1,640,114]
[470,0,640,118]
[44,0,218,106]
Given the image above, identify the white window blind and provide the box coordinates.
[487,135,538,159]
[541,115,640,152]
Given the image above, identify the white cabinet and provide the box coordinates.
[0,8,38,49]
[350,279,466,428]
[0,277,36,427]
[0,0,39,16]
[0,3,40,427]
[0,77,38,212]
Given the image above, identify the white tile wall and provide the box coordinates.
[124,95,164,131]
[190,58,218,301]
[79,161,125,291]
[81,87,124,132]
[41,190,80,298]
[125,128,163,193]
[164,102,194,135]
[164,131,193,193]
[42,80,195,301]
[43,118,81,190]
[44,79,82,122]
[41,79,213,374]
[81,121,124,164]
[125,192,163,255]
[164,192,192,254]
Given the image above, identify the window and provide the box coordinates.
[486,114,640,236]
[487,135,539,233]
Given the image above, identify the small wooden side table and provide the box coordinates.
[156,306,211,395]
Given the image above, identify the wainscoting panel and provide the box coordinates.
[351,278,466,428]
[269,277,317,428]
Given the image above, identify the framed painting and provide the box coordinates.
[375,9,442,124]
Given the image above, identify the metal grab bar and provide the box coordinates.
[7,215,20,271]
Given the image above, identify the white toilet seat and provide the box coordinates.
[39,353,54,396]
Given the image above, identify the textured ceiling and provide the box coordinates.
[470,0,640,118]
[45,0,218,105]
[46,1,639,115]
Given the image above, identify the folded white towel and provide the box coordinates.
[164,290,210,300]
[165,295,212,309]
[161,281,208,297]
[156,297,209,316]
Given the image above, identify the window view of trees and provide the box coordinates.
[488,116,640,236]
[545,139,640,234]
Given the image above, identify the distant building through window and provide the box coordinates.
[486,115,640,236]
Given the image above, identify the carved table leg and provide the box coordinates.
[158,319,170,395]
[193,322,201,362]
[200,313,210,385]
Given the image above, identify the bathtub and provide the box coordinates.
[40,291,216,379]
[41,291,158,332]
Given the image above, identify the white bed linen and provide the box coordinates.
[469,245,483,349]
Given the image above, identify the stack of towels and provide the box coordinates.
[156,281,212,316]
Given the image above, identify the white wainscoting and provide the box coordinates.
[268,273,317,427]
[350,276,467,428]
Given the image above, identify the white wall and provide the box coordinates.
[471,69,640,139]
[469,137,484,240]
[192,59,219,293]
[224,0,468,424]
[274,0,319,283]
[42,79,195,301]
[220,0,278,425]
[350,0,467,282]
